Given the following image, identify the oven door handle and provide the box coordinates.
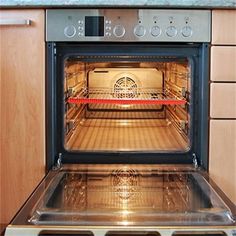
[0,19,31,26]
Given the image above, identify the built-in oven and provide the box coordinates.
[4,9,236,236]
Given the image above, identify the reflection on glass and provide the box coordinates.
[112,168,139,201]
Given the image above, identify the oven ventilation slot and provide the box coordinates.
[106,231,161,236]
[172,231,227,236]
[67,88,186,106]
[39,230,94,236]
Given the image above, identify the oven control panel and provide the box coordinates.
[46,9,211,42]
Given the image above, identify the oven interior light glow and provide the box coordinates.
[120,120,129,126]
[120,104,132,108]
[120,220,130,226]
[121,210,131,215]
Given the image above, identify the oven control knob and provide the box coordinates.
[182,26,193,37]
[113,25,125,38]
[64,25,76,38]
[151,26,161,37]
[166,26,177,37]
[134,25,146,37]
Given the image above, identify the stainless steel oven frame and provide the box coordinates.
[46,42,210,170]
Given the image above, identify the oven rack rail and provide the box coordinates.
[67,88,187,106]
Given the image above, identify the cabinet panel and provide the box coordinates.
[212,10,236,45]
[209,120,236,204]
[211,46,236,82]
[0,10,45,226]
[210,83,236,118]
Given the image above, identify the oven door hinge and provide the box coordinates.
[192,153,199,169]
[53,153,62,170]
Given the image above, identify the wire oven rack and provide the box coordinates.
[67,88,186,106]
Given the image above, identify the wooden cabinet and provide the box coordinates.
[210,10,236,204]
[210,83,236,118]
[209,120,236,203]
[212,10,236,45]
[211,46,236,82]
[0,10,45,229]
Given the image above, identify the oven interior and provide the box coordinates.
[64,58,191,153]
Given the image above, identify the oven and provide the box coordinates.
[4,9,236,236]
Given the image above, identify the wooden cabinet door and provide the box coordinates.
[210,10,236,205]
[212,10,236,45]
[211,46,236,82]
[0,10,45,229]
[209,120,236,204]
[210,83,236,118]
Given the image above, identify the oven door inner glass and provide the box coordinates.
[29,167,234,226]
[64,58,191,152]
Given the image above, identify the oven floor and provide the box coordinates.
[66,118,188,151]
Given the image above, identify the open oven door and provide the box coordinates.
[4,165,236,236]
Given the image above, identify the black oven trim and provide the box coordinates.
[46,43,209,170]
